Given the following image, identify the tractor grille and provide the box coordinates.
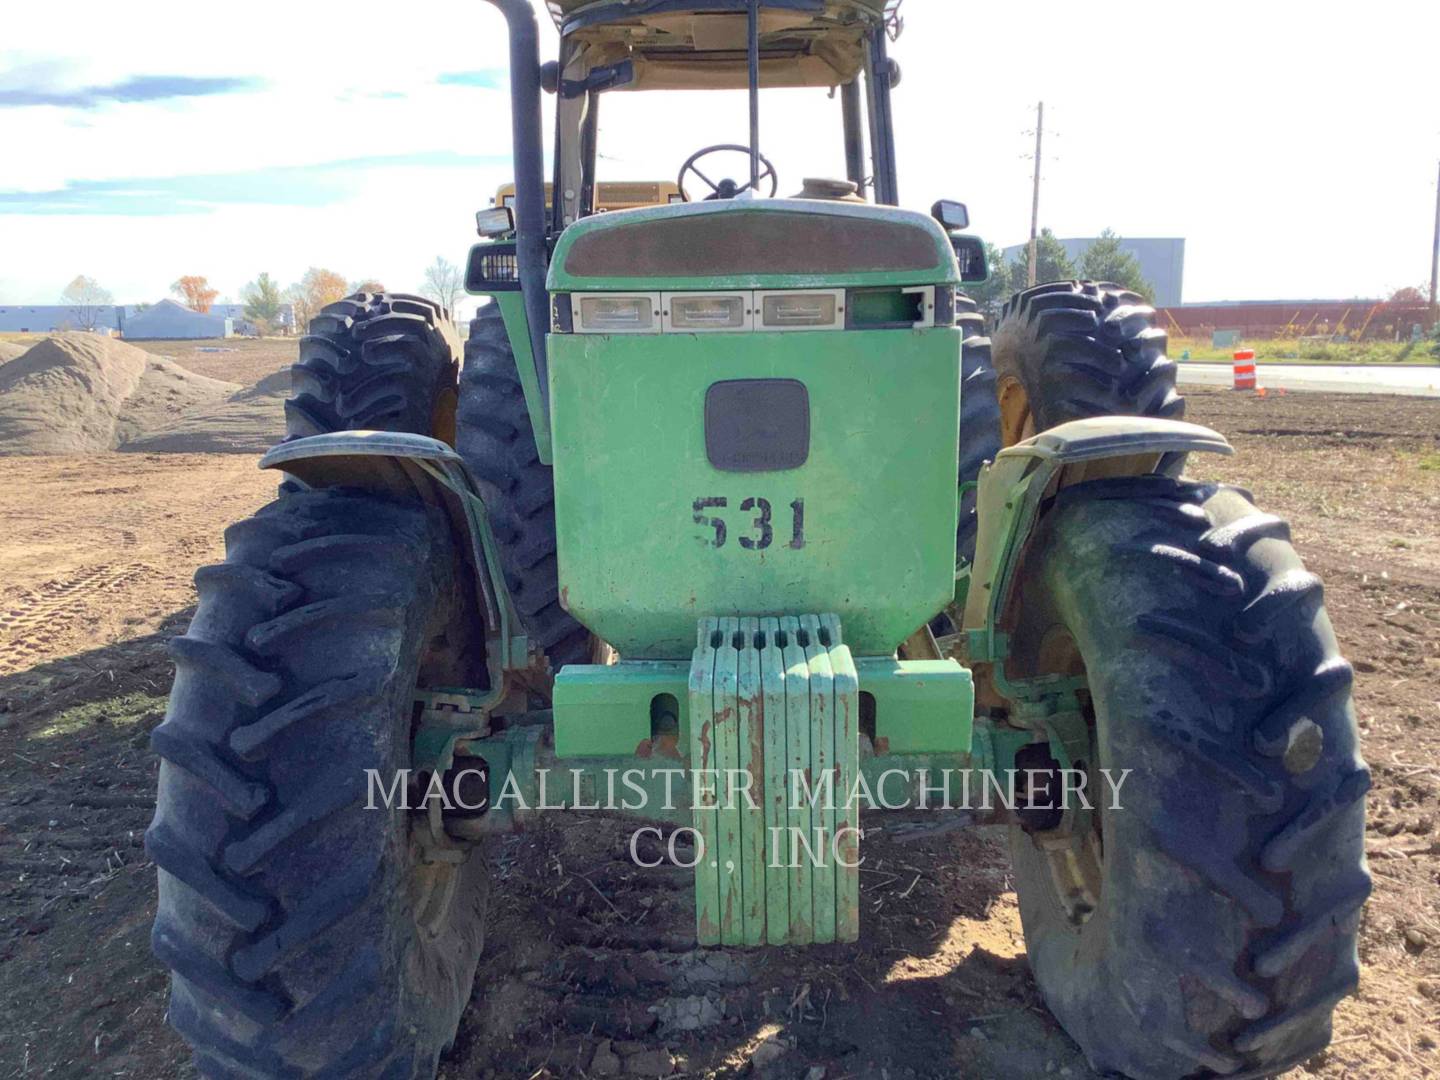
[562,210,940,279]
[465,242,521,292]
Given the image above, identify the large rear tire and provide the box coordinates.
[1005,477,1370,1079]
[286,292,460,442]
[147,489,486,1078]
[455,302,590,672]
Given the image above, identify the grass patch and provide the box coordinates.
[30,691,166,741]
[1172,336,1438,365]
[1420,454,1440,472]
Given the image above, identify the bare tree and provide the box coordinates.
[60,275,114,331]
[420,256,462,318]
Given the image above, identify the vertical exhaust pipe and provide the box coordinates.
[483,0,551,406]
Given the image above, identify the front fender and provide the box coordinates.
[259,431,531,678]
[961,416,1233,665]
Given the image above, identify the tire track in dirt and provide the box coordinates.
[0,563,153,674]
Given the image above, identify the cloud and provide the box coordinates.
[0,74,263,109]
[0,151,508,215]
[437,70,506,89]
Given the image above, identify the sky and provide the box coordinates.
[1,0,1437,318]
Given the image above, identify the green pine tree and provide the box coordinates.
[1078,229,1154,298]
[242,272,284,326]
[1007,228,1077,288]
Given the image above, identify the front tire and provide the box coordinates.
[1006,477,1370,1079]
[147,489,486,1078]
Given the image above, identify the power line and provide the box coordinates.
[1430,158,1439,320]
[1028,101,1043,288]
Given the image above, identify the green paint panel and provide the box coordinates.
[854,657,974,754]
[552,660,690,758]
[550,328,961,659]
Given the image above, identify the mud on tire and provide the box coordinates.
[147,489,486,1078]
[991,280,1184,434]
[455,302,590,672]
[286,292,460,442]
[1007,476,1370,1079]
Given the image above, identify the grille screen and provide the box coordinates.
[564,212,939,279]
[465,242,521,292]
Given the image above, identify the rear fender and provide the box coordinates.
[961,417,1233,666]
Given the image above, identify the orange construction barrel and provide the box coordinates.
[1233,349,1256,391]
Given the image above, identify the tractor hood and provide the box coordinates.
[547,199,959,293]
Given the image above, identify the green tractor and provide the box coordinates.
[147,2,1369,1077]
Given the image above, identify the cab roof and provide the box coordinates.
[547,0,899,91]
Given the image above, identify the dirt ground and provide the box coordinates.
[0,384,1436,1079]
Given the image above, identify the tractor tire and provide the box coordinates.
[954,294,1000,567]
[286,292,460,442]
[1005,476,1370,1080]
[456,302,591,672]
[991,280,1184,437]
[147,489,487,1079]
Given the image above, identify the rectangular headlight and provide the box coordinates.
[574,294,660,334]
[664,292,750,332]
[757,289,844,331]
[475,206,515,238]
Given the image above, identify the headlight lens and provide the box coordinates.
[667,293,748,331]
[577,295,657,333]
[759,291,842,330]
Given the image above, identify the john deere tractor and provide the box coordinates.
[147,2,1370,1077]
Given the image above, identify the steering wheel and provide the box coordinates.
[677,144,779,202]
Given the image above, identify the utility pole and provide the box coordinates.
[1430,158,1439,325]
[1027,101,1044,288]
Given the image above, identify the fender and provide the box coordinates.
[259,432,536,700]
[961,416,1233,670]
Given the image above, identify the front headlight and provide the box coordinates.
[574,294,660,334]
[665,293,750,332]
[757,289,845,331]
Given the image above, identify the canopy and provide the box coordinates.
[549,0,898,90]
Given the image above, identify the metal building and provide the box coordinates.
[1000,237,1186,307]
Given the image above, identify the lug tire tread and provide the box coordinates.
[148,489,485,1078]
[285,292,458,442]
[455,303,590,671]
[1010,477,1369,1079]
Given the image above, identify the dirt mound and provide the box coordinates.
[0,341,31,365]
[0,334,238,455]
[121,366,288,454]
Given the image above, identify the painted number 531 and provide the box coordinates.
[692,497,805,551]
